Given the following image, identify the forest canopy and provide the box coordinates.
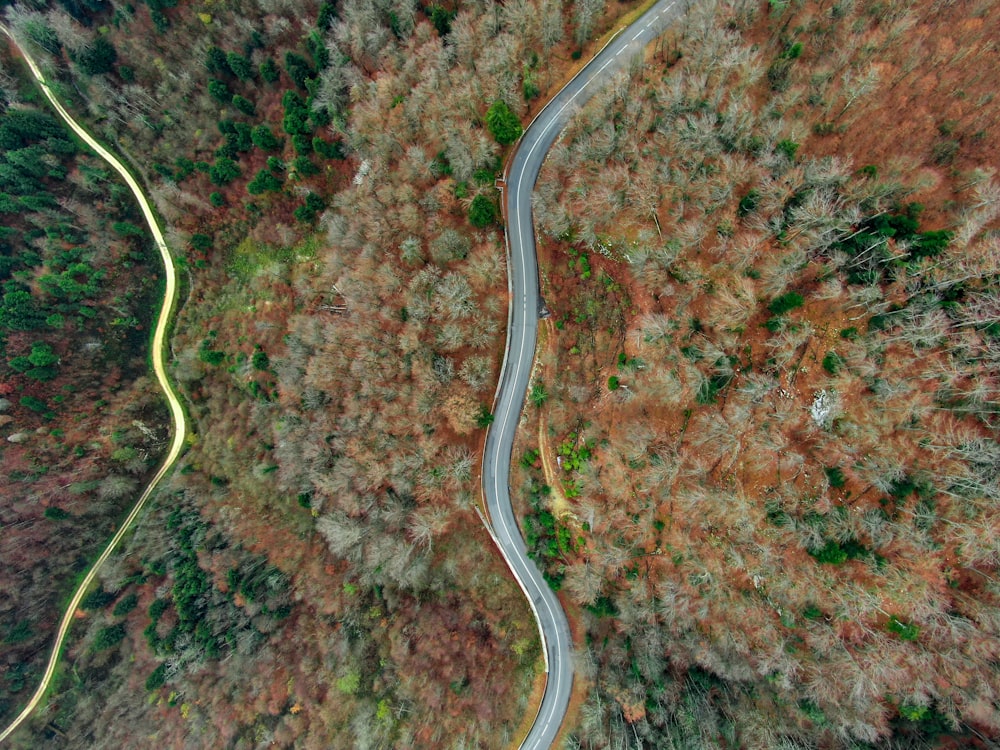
[2,0,999,747]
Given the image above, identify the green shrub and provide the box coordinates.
[294,193,325,223]
[113,221,145,237]
[44,506,70,520]
[251,125,281,152]
[209,157,240,186]
[4,620,33,644]
[898,703,928,722]
[911,230,952,258]
[523,76,540,101]
[585,596,617,618]
[428,4,456,36]
[696,372,733,404]
[247,168,283,195]
[148,598,169,621]
[259,58,279,83]
[226,52,254,81]
[111,446,137,463]
[208,79,230,104]
[81,589,115,611]
[92,623,126,651]
[251,350,270,371]
[76,37,118,76]
[310,103,332,128]
[313,137,344,159]
[199,348,225,366]
[822,351,844,374]
[737,189,759,217]
[190,233,212,252]
[931,139,959,165]
[781,41,803,59]
[231,94,256,116]
[473,164,499,185]
[799,699,826,726]
[485,100,522,145]
[802,604,824,620]
[283,109,310,136]
[468,194,499,227]
[824,466,847,488]
[205,46,228,75]
[767,58,792,91]
[19,395,48,413]
[223,121,253,152]
[336,670,360,695]
[293,155,320,176]
[305,193,325,212]
[889,475,918,499]
[113,592,139,617]
[809,539,848,565]
[284,52,314,89]
[10,340,59,380]
[318,0,337,29]
[433,151,452,176]
[868,313,890,332]
[0,290,45,330]
[886,615,920,641]
[543,570,563,590]
[145,663,168,691]
[768,291,804,315]
[529,382,548,407]
[776,139,799,160]
[27,342,57,367]
[475,405,494,428]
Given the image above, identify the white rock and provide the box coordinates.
[810,390,838,429]
[352,159,371,186]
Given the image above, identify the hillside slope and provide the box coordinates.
[528,0,1000,746]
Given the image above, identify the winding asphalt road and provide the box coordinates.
[2,0,686,743]
[482,1,688,747]
[0,25,186,745]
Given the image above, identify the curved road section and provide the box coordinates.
[482,1,687,747]
[0,26,186,745]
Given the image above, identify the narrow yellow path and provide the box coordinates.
[0,26,187,744]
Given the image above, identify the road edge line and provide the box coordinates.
[0,26,188,746]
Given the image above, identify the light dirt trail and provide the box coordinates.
[0,25,187,745]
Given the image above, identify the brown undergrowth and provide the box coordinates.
[530,0,1000,747]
